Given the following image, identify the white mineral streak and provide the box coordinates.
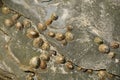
[79,1,114,43]
[96,2,114,42]
[4,35,11,42]
[84,0,95,4]
[48,57,57,72]
[100,7,113,41]
[7,45,21,64]
[51,3,60,6]
[52,9,69,30]
[59,66,68,74]
[61,9,69,22]
[0,62,4,70]
[2,61,13,72]
[34,0,39,4]
[115,59,119,63]
[76,33,91,43]
[50,65,57,72]
[4,35,20,64]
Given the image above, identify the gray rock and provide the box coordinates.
[0,0,120,80]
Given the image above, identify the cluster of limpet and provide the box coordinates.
[36,13,74,46]
[47,26,74,46]
[94,37,119,59]
[93,38,118,80]
[37,13,58,32]
[26,27,78,72]
[97,70,114,80]
[29,53,51,70]
[23,15,75,73]
[2,6,31,31]
[1,6,10,14]
[26,28,51,50]
[1,5,116,80]
[25,14,74,67]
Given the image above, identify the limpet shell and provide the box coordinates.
[26,29,39,39]
[37,23,47,31]
[65,31,74,41]
[33,37,44,48]
[47,31,55,37]
[40,60,47,69]
[29,56,40,69]
[98,70,107,78]
[108,52,115,59]
[1,6,10,14]
[98,44,110,53]
[94,37,103,44]
[4,19,13,27]
[55,55,66,64]
[51,13,58,20]
[65,61,74,70]
[55,33,65,41]
[40,53,50,61]
[45,19,53,26]
[11,13,20,21]
[15,22,23,30]
[110,41,119,49]
[23,19,31,28]
[41,42,50,50]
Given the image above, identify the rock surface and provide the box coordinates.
[0,0,120,80]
